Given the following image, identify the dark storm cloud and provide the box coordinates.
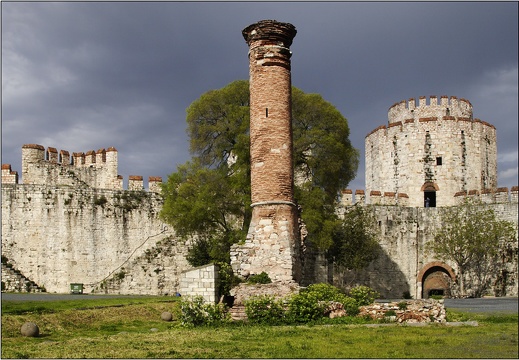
[2,1,517,190]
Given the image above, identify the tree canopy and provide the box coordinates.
[160,80,360,266]
[426,199,517,297]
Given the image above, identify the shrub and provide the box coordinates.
[384,310,397,317]
[398,301,408,310]
[178,296,230,327]
[349,285,380,306]
[402,290,412,299]
[94,195,108,207]
[245,295,286,325]
[186,239,212,267]
[247,272,272,284]
[341,296,360,316]
[216,262,241,296]
[287,283,350,323]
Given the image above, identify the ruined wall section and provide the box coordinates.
[334,190,518,299]
[365,96,497,207]
[91,235,191,296]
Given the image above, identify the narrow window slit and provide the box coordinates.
[266,108,268,118]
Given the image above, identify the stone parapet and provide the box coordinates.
[15,144,160,192]
[1,164,18,184]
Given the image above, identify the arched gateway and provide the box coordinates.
[417,261,456,299]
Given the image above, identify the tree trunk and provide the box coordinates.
[458,267,465,296]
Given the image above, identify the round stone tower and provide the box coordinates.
[230,20,301,283]
[365,96,497,207]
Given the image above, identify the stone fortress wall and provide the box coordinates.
[2,17,516,300]
[1,144,190,294]
[365,96,497,207]
[2,142,518,298]
[334,188,518,299]
[339,96,517,299]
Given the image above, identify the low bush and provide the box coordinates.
[287,283,351,323]
[349,285,380,306]
[244,295,286,325]
[398,301,408,310]
[341,296,360,316]
[247,272,272,284]
[178,296,230,327]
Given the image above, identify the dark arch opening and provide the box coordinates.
[422,266,453,299]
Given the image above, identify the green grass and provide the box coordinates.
[1,297,518,358]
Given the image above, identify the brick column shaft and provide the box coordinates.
[230,20,301,283]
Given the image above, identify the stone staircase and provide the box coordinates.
[229,305,248,321]
[1,263,45,293]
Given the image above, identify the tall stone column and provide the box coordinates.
[230,20,301,283]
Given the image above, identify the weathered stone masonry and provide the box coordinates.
[2,144,190,294]
[2,21,517,299]
[231,20,301,283]
[365,96,497,207]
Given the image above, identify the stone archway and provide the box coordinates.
[417,261,456,299]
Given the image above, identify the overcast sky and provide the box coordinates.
[2,1,518,192]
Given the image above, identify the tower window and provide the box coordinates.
[266,108,268,118]
[436,157,442,166]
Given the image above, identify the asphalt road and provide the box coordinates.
[443,297,518,313]
[2,293,518,313]
[1,293,156,302]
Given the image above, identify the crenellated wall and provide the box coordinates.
[1,144,178,295]
[340,187,518,206]
[387,95,473,124]
[16,144,162,192]
[2,145,518,298]
[365,96,497,207]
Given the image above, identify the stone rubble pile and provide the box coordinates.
[229,281,301,306]
[322,301,347,318]
[358,299,446,323]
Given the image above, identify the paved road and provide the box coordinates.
[1,293,158,302]
[443,297,518,313]
[2,293,517,313]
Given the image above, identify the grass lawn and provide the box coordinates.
[1,295,517,358]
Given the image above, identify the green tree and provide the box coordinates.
[160,80,360,267]
[426,199,517,297]
[330,205,380,270]
[160,159,249,264]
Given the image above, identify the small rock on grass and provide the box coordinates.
[161,311,173,321]
[21,322,39,337]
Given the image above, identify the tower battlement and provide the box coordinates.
[366,97,498,207]
[388,95,473,124]
[2,164,18,184]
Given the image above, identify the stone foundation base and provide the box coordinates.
[230,203,301,282]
